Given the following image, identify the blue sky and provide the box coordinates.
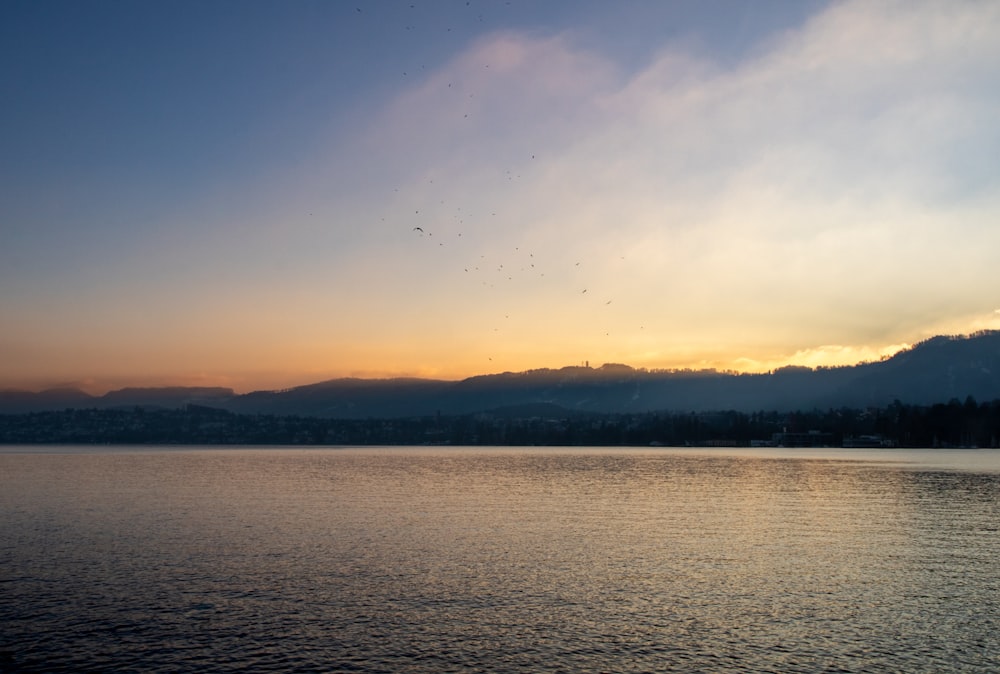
[2,0,999,393]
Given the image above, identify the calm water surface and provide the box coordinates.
[2,447,999,672]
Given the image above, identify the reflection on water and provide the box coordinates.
[2,447,999,672]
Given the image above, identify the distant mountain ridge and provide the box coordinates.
[3,331,999,417]
[0,387,238,415]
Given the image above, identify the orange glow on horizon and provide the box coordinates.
[2,339,924,396]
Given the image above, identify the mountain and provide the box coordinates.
[100,387,236,408]
[0,386,234,414]
[0,387,97,414]
[229,378,450,418]
[2,332,999,417]
[828,333,1000,406]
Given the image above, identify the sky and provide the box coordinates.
[2,0,999,394]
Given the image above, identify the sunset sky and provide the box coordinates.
[2,0,999,394]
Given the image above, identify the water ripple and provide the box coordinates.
[2,447,999,672]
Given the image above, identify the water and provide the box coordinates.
[2,447,999,672]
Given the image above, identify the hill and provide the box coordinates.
[2,331,998,417]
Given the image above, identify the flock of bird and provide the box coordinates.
[350,3,638,366]
[405,199,633,355]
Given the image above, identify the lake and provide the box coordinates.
[2,446,999,672]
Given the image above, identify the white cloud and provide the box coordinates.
[282,0,1000,370]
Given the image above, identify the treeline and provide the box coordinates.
[2,397,1000,447]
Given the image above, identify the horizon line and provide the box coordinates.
[5,330,997,396]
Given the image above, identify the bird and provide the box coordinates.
[413,227,424,232]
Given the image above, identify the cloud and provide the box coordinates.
[733,342,913,374]
[12,0,996,388]
[317,0,1000,371]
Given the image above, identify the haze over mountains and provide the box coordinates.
[3,332,999,418]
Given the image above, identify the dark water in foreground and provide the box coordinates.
[2,447,999,673]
